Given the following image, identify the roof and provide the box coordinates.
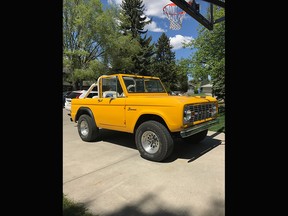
[201,83,212,87]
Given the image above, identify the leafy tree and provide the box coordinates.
[104,34,141,74]
[63,0,142,87]
[119,0,154,75]
[175,58,190,92]
[97,5,141,74]
[63,0,106,89]
[152,33,177,92]
[184,6,225,101]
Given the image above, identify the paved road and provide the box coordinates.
[63,109,225,216]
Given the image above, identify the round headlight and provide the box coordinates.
[184,108,192,122]
[212,104,217,116]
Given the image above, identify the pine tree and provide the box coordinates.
[152,33,177,92]
[120,0,150,38]
[133,35,154,76]
[120,0,154,75]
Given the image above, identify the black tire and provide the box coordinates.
[77,114,99,142]
[135,120,174,162]
[183,129,208,144]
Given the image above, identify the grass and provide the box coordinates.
[63,194,96,216]
[209,111,225,133]
[209,103,225,133]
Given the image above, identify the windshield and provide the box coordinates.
[123,76,166,93]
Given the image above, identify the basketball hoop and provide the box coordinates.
[163,1,193,30]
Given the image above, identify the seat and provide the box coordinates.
[103,91,119,98]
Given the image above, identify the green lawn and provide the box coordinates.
[209,112,225,133]
[209,103,225,133]
[63,194,96,216]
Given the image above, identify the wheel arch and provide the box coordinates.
[75,107,95,123]
[134,114,169,134]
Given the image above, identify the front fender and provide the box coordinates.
[75,107,95,123]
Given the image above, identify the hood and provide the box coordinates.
[126,95,217,107]
[167,95,217,104]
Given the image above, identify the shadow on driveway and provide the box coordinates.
[64,192,225,216]
[91,129,223,163]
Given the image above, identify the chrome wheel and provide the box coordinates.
[77,114,99,142]
[135,120,174,162]
[80,120,89,136]
[141,131,160,154]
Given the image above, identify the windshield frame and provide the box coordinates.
[122,75,167,94]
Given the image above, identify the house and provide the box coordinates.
[200,83,213,95]
[63,81,73,91]
[187,80,197,94]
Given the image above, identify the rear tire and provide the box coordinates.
[77,114,99,142]
[135,120,174,162]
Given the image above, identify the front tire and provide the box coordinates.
[135,120,174,162]
[77,114,99,142]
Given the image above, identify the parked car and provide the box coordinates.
[64,90,98,111]
[79,91,98,99]
[64,90,85,111]
[63,91,72,107]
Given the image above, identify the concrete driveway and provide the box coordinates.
[63,109,225,216]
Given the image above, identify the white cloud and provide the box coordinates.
[144,20,165,32]
[107,0,122,5]
[106,1,190,32]
[107,0,175,19]
[143,0,171,18]
[144,0,192,19]
[169,35,194,50]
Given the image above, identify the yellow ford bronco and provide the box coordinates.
[70,74,218,162]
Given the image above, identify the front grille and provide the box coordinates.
[188,103,214,123]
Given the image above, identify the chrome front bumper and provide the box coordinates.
[180,119,219,138]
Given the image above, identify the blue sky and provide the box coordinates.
[102,0,210,60]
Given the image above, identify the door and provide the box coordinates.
[95,76,126,129]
